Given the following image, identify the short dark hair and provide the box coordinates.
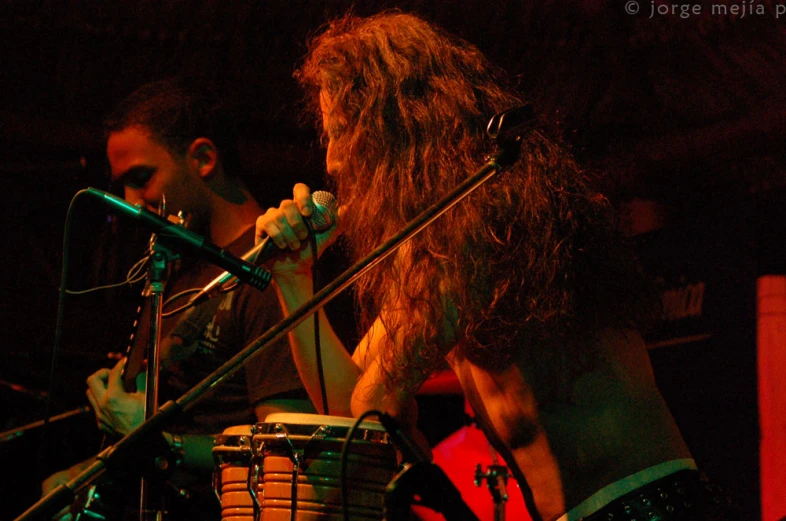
[105,78,241,175]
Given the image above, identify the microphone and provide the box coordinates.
[86,187,271,291]
[190,190,338,304]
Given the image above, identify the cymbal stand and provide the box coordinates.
[475,461,510,521]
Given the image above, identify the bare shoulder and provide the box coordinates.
[595,328,658,387]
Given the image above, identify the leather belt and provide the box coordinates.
[582,470,738,521]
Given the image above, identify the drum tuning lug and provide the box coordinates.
[273,424,298,463]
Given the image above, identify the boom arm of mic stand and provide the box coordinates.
[14,399,182,521]
[16,107,531,521]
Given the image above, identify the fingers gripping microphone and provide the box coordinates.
[86,188,271,291]
[191,191,338,304]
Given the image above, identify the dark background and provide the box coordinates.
[2,1,785,519]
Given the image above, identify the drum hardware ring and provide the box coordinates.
[248,453,264,521]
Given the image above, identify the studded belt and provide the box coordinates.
[581,470,739,521]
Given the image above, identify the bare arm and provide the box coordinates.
[257,184,425,420]
[272,268,360,415]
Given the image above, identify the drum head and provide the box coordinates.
[222,424,253,435]
[262,413,386,432]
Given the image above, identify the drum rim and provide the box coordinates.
[261,413,386,432]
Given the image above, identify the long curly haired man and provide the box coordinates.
[257,11,739,521]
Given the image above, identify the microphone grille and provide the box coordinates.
[310,191,338,231]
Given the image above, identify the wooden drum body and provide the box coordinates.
[253,413,396,521]
[213,425,258,521]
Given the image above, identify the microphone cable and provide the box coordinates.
[39,190,87,480]
[306,219,330,417]
[340,410,384,521]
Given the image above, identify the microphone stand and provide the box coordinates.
[15,105,535,521]
[378,413,481,521]
[385,462,480,521]
[137,239,171,521]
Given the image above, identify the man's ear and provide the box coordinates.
[187,137,219,179]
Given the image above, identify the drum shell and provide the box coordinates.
[253,414,397,521]
[213,425,258,521]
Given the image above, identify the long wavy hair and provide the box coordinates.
[297,11,652,398]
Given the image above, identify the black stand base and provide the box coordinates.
[384,461,480,521]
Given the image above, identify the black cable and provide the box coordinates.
[38,190,88,479]
[340,410,383,521]
[307,220,329,416]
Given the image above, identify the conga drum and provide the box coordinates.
[253,413,397,521]
[213,425,258,521]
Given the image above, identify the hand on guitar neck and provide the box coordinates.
[42,357,193,521]
[41,358,156,521]
[86,358,147,436]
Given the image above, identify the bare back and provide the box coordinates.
[450,329,691,521]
